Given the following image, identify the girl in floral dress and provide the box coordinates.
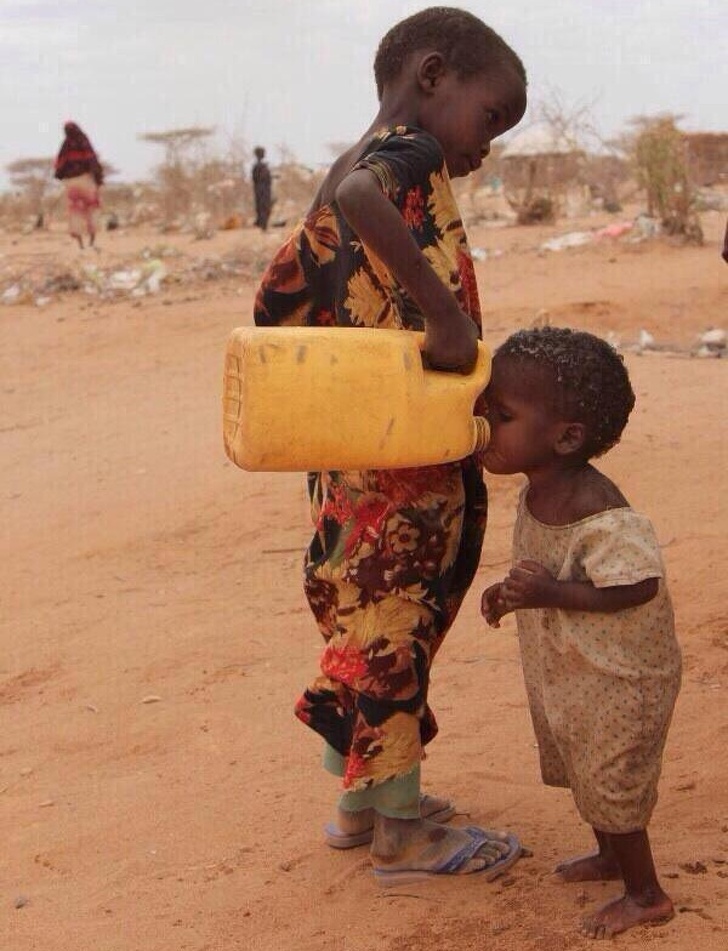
[253,7,527,883]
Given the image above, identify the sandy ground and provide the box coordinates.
[1,209,727,951]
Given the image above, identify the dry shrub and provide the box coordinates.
[626,114,703,242]
[2,157,55,230]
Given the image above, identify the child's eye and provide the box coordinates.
[486,403,512,423]
[485,110,500,126]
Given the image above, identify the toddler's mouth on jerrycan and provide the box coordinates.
[222,326,491,472]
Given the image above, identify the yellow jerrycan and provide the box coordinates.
[222,326,490,471]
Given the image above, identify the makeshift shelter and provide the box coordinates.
[500,124,588,221]
[684,133,728,186]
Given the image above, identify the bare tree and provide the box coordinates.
[5,157,55,225]
[140,127,216,224]
[536,88,603,154]
[139,127,215,164]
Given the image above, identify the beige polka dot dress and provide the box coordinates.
[513,489,682,834]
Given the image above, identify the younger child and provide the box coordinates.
[481,327,681,937]
[253,8,527,883]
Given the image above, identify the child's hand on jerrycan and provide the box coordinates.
[423,304,480,373]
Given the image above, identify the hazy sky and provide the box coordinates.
[2,0,726,186]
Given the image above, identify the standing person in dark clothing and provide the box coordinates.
[252,146,273,231]
[54,121,104,249]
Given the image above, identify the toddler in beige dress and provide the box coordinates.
[480,327,681,939]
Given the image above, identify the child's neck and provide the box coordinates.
[367,84,423,137]
[525,463,628,526]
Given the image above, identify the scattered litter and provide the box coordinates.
[1,284,22,304]
[107,268,141,291]
[141,695,162,704]
[595,221,633,240]
[38,799,55,808]
[637,329,657,351]
[142,259,166,294]
[631,214,661,241]
[698,328,726,352]
[539,215,664,253]
[0,246,259,306]
[14,896,29,910]
[540,231,593,252]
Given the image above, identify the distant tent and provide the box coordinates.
[500,123,586,192]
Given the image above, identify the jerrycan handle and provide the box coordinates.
[415,333,491,453]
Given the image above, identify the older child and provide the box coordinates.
[253,8,527,883]
[481,328,682,936]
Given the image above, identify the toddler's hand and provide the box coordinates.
[501,560,557,610]
[481,582,507,627]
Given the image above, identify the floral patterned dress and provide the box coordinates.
[254,127,487,792]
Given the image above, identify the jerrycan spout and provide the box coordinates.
[473,415,490,452]
[223,326,491,471]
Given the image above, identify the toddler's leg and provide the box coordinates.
[581,829,674,939]
[555,827,621,882]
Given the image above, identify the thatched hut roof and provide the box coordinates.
[501,124,583,158]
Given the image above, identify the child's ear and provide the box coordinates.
[554,422,587,457]
[417,52,446,91]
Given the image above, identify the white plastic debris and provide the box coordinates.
[108,268,142,291]
[637,329,656,351]
[1,284,21,304]
[698,328,726,350]
[540,231,593,252]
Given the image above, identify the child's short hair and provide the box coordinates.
[496,327,636,459]
[373,6,527,100]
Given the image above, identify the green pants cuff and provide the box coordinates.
[323,743,421,819]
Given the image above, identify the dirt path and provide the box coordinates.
[1,218,726,950]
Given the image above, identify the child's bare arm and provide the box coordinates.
[502,560,659,614]
[336,169,478,371]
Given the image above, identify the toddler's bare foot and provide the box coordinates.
[581,891,674,939]
[555,851,621,882]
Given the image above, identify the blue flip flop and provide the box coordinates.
[373,826,522,886]
[324,795,456,850]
